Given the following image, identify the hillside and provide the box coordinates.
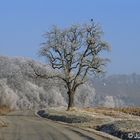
[0,56,95,109]
[92,74,140,107]
[0,56,140,109]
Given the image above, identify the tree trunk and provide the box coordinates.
[67,91,75,111]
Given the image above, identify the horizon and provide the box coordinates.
[0,0,140,75]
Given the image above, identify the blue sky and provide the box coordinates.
[0,0,140,75]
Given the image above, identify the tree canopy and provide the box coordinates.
[39,21,110,110]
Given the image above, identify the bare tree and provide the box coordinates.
[39,21,110,110]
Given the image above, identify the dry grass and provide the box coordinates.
[0,106,11,115]
[84,107,140,117]
[70,107,140,139]
[114,107,140,116]
[0,106,11,127]
[84,107,123,118]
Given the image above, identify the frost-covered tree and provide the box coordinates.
[38,21,110,110]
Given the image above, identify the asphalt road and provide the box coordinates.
[0,110,110,140]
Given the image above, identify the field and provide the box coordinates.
[39,107,140,139]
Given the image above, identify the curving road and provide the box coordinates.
[0,110,110,140]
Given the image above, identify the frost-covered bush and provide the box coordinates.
[0,56,96,109]
[0,56,132,109]
[0,79,18,109]
[75,83,96,107]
